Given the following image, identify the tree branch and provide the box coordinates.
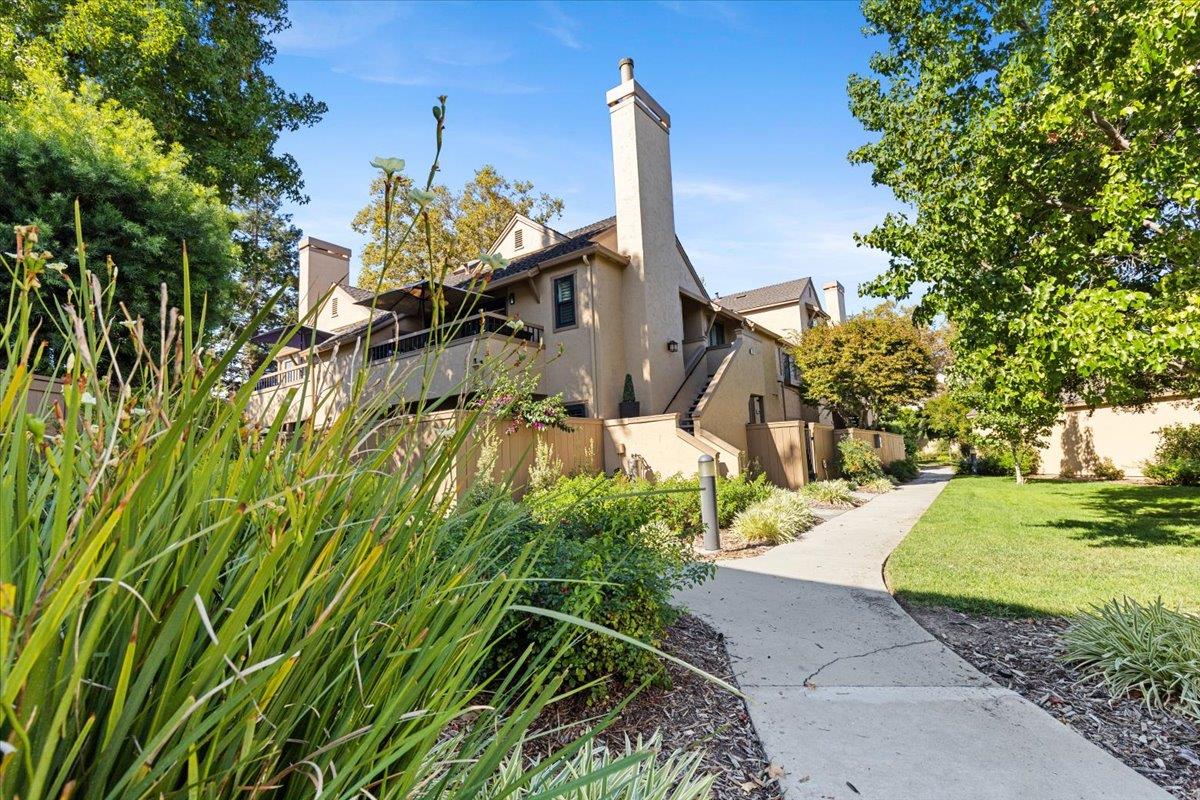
[1087,109,1131,152]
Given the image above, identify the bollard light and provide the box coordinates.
[698,455,720,552]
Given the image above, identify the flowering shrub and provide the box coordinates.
[475,369,572,433]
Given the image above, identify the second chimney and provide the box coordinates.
[823,281,847,325]
[299,237,351,323]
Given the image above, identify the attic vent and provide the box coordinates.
[332,296,339,317]
[514,229,524,250]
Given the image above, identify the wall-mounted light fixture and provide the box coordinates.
[666,339,679,353]
[508,292,517,305]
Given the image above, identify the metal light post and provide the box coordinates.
[698,455,720,552]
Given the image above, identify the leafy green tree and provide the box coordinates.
[792,304,937,425]
[0,71,235,354]
[1,0,326,203]
[354,165,564,288]
[923,391,972,442]
[217,192,302,382]
[849,0,1200,420]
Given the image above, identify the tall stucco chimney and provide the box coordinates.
[608,57,685,412]
[298,237,351,322]
[823,280,847,325]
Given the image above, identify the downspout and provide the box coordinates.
[583,255,600,417]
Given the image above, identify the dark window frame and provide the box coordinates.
[553,273,578,331]
[563,401,588,418]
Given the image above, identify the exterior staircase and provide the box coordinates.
[680,373,715,434]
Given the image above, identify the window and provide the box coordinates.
[553,274,577,329]
[514,228,524,250]
[873,433,883,448]
[563,402,588,418]
[749,394,765,424]
[707,321,726,347]
[331,296,339,317]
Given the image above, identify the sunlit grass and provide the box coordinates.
[886,476,1200,616]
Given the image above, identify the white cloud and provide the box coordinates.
[274,2,408,54]
[675,179,753,203]
[537,1,585,50]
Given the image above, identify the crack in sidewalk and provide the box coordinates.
[802,638,935,686]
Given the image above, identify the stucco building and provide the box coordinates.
[250,59,846,477]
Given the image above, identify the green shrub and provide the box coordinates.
[717,472,774,527]
[519,476,713,692]
[885,457,920,482]
[837,437,884,483]
[1143,424,1200,486]
[968,445,1040,477]
[800,479,858,507]
[1064,598,1200,719]
[1093,457,1125,482]
[858,476,897,494]
[730,490,816,545]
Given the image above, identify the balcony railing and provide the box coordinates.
[253,313,542,391]
[365,312,543,365]
[253,364,307,391]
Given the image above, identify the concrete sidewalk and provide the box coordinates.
[676,469,1170,800]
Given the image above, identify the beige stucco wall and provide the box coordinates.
[692,331,793,452]
[608,74,707,416]
[492,216,566,260]
[603,413,725,477]
[742,303,804,342]
[1039,397,1199,477]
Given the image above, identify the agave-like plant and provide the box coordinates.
[1064,597,1200,719]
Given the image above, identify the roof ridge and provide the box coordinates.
[724,276,812,298]
[564,215,616,238]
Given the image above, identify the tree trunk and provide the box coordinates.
[1011,442,1025,484]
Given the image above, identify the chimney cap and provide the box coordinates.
[618,57,634,82]
[822,280,844,292]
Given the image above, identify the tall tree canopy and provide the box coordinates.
[354,165,564,289]
[792,304,937,424]
[0,0,323,346]
[849,0,1200,422]
[1,0,326,203]
[0,72,236,354]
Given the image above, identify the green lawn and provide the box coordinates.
[886,476,1200,617]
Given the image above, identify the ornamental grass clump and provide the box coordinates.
[471,732,714,799]
[857,476,897,494]
[800,479,859,507]
[1064,598,1200,719]
[730,490,816,545]
[0,205,721,795]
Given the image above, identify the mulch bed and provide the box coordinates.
[530,613,783,799]
[905,603,1200,800]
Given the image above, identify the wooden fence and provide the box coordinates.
[745,421,838,489]
[839,427,907,466]
[371,411,605,498]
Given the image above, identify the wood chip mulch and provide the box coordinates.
[528,613,783,799]
[904,603,1200,800]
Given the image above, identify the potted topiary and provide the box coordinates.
[619,373,640,418]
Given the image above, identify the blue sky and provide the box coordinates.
[271,0,897,313]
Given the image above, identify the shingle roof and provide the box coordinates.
[339,283,375,302]
[453,216,618,285]
[715,277,814,312]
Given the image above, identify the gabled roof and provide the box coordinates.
[454,216,621,285]
[715,277,814,313]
